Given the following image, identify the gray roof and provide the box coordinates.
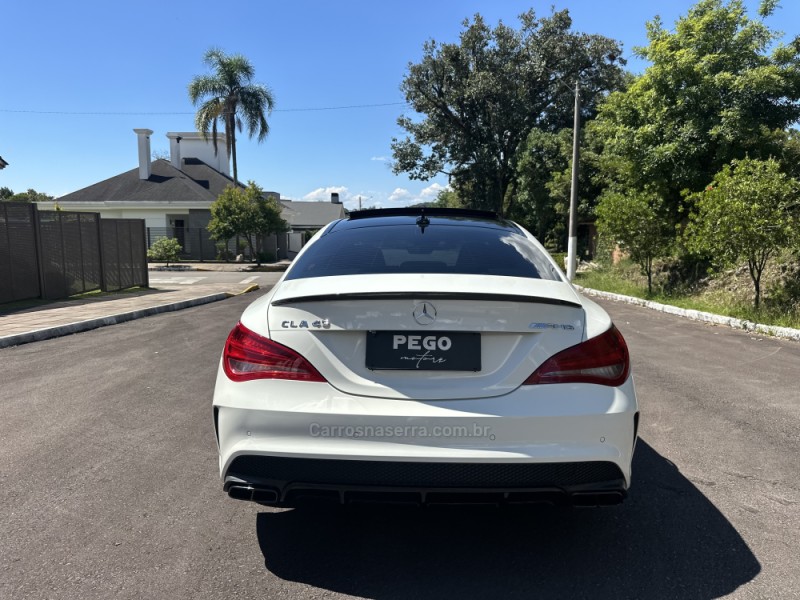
[279,200,346,229]
[57,158,241,204]
[0,156,8,169]
[54,158,346,230]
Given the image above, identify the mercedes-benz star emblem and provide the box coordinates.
[413,302,437,326]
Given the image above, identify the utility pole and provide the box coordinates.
[357,195,372,210]
[567,79,581,282]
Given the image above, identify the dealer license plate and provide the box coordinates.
[366,331,481,371]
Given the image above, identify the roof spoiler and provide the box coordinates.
[347,207,499,221]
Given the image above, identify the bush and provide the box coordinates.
[147,237,183,266]
[595,190,674,294]
[685,158,799,308]
[549,252,567,271]
[208,182,288,264]
[592,233,618,268]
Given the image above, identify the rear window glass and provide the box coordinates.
[286,224,561,281]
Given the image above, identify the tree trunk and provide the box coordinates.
[503,177,516,218]
[754,267,761,310]
[247,235,258,265]
[228,113,238,186]
[496,169,506,218]
[749,254,769,310]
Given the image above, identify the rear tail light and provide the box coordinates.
[222,322,325,382]
[524,324,630,387]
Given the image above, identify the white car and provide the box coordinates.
[212,208,638,507]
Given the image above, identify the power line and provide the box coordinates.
[278,102,407,112]
[0,102,408,116]
[0,109,190,116]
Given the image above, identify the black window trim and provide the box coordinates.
[347,207,499,221]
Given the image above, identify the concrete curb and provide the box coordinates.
[575,285,800,343]
[227,284,260,297]
[0,293,228,349]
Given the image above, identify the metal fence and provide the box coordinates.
[102,219,149,292]
[0,202,40,303]
[0,202,148,304]
[145,227,301,261]
[37,210,104,299]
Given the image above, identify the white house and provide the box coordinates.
[48,129,346,259]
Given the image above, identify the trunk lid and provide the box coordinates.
[266,274,585,400]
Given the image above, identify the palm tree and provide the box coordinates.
[188,48,275,186]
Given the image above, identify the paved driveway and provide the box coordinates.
[1,293,797,599]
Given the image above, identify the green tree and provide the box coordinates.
[188,48,276,186]
[513,129,572,248]
[208,182,288,264]
[592,0,800,217]
[391,9,625,216]
[513,118,618,252]
[147,237,183,267]
[685,157,799,308]
[3,188,54,203]
[595,190,675,294]
[433,188,463,208]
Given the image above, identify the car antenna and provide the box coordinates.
[416,209,430,234]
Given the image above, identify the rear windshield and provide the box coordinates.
[286,223,562,281]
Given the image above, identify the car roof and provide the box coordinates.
[328,207,523,234]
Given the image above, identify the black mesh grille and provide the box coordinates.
[0,203,40,302]
[80,214,102,291]
[101,220,120,291]
[100,219,148,292]
[38,211,67,299]
[228,456,623,489]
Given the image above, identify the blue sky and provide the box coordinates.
[2,0,797,210]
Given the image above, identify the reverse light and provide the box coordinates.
[222,322,325,382]
[524,324,630,387]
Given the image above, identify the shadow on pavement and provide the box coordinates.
[0,287,168,316]
[256,441,759,600]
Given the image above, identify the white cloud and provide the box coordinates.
[302,186,349,202]
[420,183,447,199]
[383,183,451,206]
[370,156,389,162]
[298,182,451,211]
[388,187,412,202]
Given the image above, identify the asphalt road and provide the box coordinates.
[1,291,798,599]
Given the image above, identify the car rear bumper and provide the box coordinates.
[213,371,638,506]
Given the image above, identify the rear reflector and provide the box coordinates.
[222,322,325,383]
[524,324,630,387]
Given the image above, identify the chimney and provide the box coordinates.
[134,128,153,179]
[167,133,182,170]
[331,192,341,204]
